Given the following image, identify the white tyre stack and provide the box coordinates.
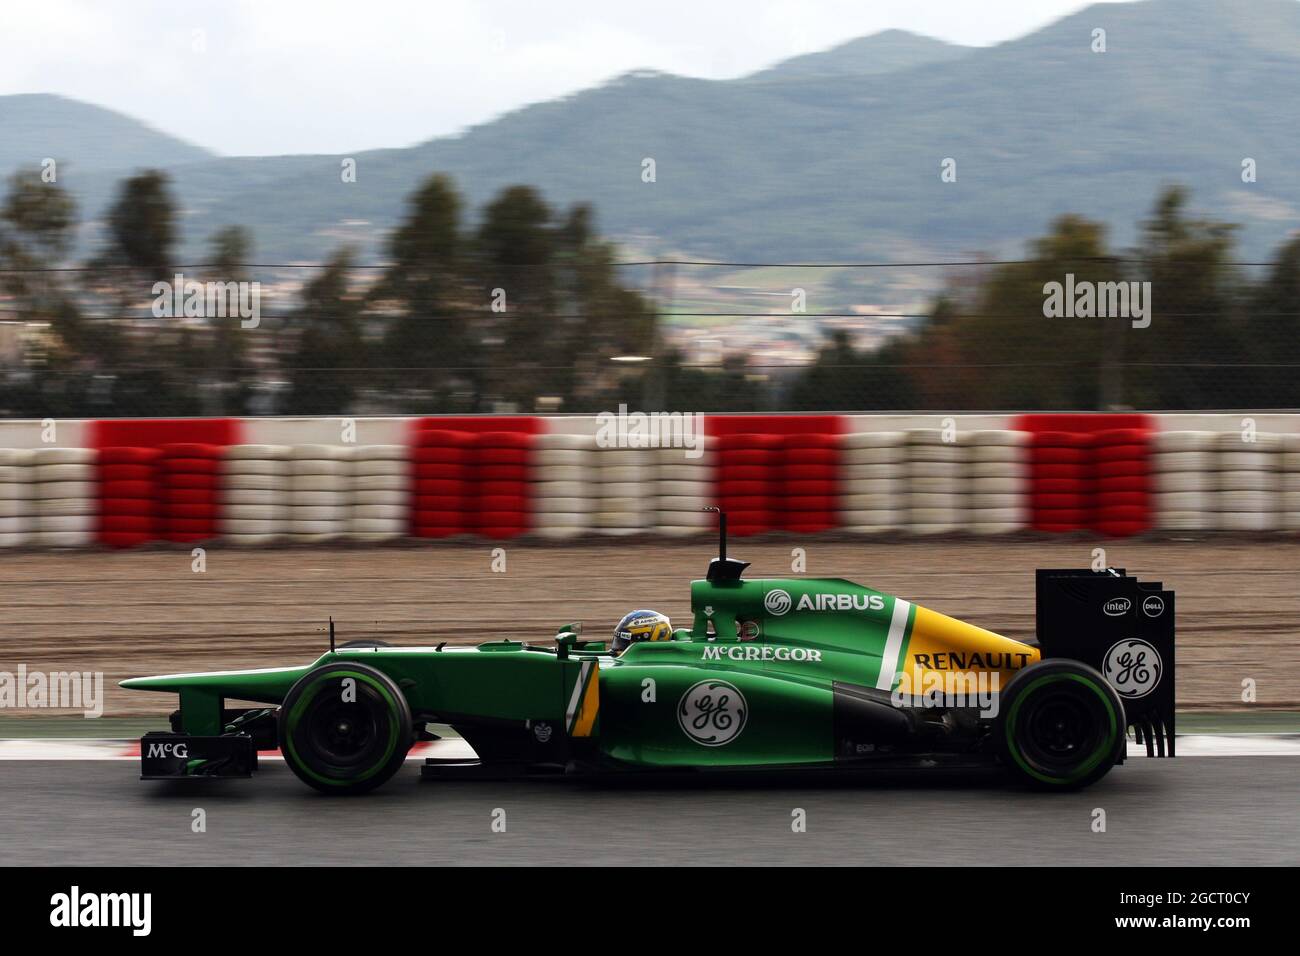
[287,444,350,543]
[0,449,35,548]
[1215,431,1280,532]
[1282,435,1300,532]
[838,431,906,534]
[964,430,1029,534]
[346,445,410,542]
[594,446,652,537]
[654,437,715,536]
[1152,431,1216,532]
[905,429,965,534]
[531,433,597,541]
[32,447,97,548]
[220,444,290,545]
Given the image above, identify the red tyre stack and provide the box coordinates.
[410,429,474,539]
[778,433,840,533]
[715,433,781,536]
[1092,428,1153,536]
[1028,431,1094,533]
[160,443,222,543]
[97,446,162,549]
[471,431,532,539]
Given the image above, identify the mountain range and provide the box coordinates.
[3,0,1299,276]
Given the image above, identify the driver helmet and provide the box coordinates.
[612,610,672,655]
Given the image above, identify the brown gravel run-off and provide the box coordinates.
[1,539,1297,717]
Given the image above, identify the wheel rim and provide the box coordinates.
[308,700,380,765]
[1023,693,1095,766]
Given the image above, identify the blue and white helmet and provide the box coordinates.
[612,609,672,654]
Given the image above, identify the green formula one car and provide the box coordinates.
[122,516,1175,793]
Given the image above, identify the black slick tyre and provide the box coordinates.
[997,658,1126,791]
[278,661,412,794]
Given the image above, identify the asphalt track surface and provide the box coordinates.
[3,756,1294,865]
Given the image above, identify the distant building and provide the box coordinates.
[0,322,25,366]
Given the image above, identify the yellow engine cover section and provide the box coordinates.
[899,605,1039,698]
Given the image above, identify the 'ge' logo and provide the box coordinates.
[678,680,748,746]
[764,589,792,616]
[1103,639,1162,699]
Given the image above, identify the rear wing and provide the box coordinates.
[1035,568,1175,757]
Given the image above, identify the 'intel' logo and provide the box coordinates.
[1102,597,1132,617]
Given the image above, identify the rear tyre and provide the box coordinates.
[339,640,391,649]
[279,662,412,794]
[997,659,1125,791]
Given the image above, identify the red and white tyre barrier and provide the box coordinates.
[97,446,162,549]
[6,413,1300,546]
[347,445,409,542]
[1153,431,1215,532]
[906,429,964,534]
[411,429,474,539]
[0,448,34,548]
[965,429,1029,534]
[473,431,531,539]
[1283,435,1300,532]
[532,433,596,541]
[715,433,781,537]
[1027,431,1093,533]
[160,443,222,544]
[840,431,905,534]
[1215,431,1280,532]
[220,444,290,545]
[286,444,349,543]
[33,446,97,548]
[594,446,651,537]
[1093,428,1153,537]
[654,436,715,536]
[778,433,839,534]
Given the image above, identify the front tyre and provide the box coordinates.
[279,662,412,794]
[997,659,1125,791]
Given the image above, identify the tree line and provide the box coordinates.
[0,170,666,417]
[789,187,1300,411]
[2,173,1297,416]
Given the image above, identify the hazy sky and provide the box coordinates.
[1,0,1129,157]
